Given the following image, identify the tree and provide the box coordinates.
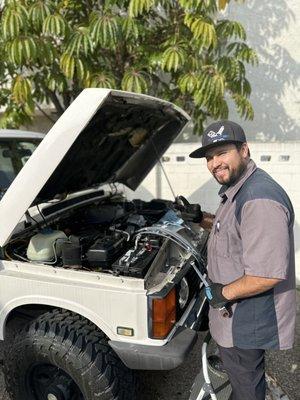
[0,0,257,133]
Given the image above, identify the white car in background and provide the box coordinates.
[0,129,44,196]
[0,90,208,400]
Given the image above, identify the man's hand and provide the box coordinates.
[174,195,203,223]
[199,212,215,231]
[205,281,228,309]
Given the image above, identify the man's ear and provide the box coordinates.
[241,143,250,159]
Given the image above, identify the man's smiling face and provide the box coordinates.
[205,143,249,186]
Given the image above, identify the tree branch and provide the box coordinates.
[34,101,56,123]
[46,90,65,116]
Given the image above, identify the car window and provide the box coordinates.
[0,139,41,192]
[16,141,38,166]
[0,142,15,188]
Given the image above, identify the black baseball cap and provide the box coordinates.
[189,120,247,158]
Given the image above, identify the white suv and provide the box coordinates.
[0,89,208,400]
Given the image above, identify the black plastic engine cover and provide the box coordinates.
[86,235,125,267]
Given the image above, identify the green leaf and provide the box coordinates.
[121,70,148,93]
[75,58,91,81]
[43,14,67,37]
[29,2,51,31]
[216,20,246,41]
[232,94,254,120]
[128,0,155,17]
[185,16,217,48]
[7,37,37,65]
[46,74,68,92]
[37,40,56,65]
[217,56,244,80]
[178,0,201,9]
[60,53,75,79]
[86,72,116,89]
[48,74,67,92]
[193,70,225,110]
[2,3,28,39]
[161,46,186,72]
[227,42,258,65]
[227,76,251,97]
[66,27,93,56]
[90,12,119,47]
[12,76,32,104]
[122,17,139,40]
[178,72,198,94]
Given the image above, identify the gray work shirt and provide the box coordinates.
[207,160,296,350]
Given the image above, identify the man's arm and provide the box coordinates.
[207,275,282,309]
[222,275,282,301]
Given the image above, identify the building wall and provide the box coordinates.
[224,0,300,141]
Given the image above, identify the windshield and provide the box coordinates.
[0,139,41,193]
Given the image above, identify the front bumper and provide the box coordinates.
[109,327,197,370]
[109,293,208,370]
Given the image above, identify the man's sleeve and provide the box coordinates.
[240,199,290,279]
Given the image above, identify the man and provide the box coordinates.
[187,120,296,400]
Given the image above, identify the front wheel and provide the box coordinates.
[4,309,136,400]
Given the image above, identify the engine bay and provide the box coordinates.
[3,195,208,290]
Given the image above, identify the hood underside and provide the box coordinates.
[0,89,190,247]
[37,91,188,202]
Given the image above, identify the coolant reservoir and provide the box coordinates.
[27,229,68,262]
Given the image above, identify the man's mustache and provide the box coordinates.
[213,166,228,174]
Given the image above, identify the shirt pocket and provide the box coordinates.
[215,230,230,258]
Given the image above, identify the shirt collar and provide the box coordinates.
[218,159,257,202]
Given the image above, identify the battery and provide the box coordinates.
[112,246,158,278]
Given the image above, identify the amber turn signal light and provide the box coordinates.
[152,288,176,339]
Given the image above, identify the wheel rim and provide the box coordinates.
[26,363,84,400]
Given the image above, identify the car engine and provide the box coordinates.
[4,196,208,289]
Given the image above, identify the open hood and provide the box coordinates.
[0,89,190,246]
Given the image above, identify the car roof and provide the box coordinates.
[0,129,45,140]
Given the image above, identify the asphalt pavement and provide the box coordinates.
[0,290,299,399]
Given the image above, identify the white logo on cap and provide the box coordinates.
[207,126,225,138]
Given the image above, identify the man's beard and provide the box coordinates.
[214,162,247,186]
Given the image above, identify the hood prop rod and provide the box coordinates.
[150,139,176,200]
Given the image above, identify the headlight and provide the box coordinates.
[179,277,189,309]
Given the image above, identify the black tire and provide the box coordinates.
[4,309,136,400]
